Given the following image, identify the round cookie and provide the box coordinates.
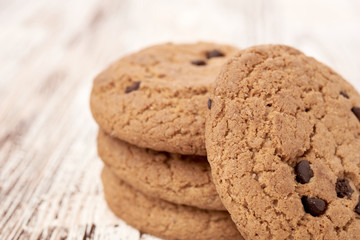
[97,129,225,210]
[90,42,239,155]
[101,166,243,240]
[205,45,360,239]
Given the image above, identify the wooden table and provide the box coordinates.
[1,0,359,239]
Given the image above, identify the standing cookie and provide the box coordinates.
[206,45,360,239]
[90,42,239,155]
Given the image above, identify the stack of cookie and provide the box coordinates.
[91,43,360,240]
[90,42,244,240]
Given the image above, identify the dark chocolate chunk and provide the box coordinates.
[301,196,327,217]
[208,99,212,110]
[125,81,141,93]
[206,49,224,59]
[351,107,360,121]
[191,60,206,66]
[355,196,360,215]
[295,160,314,184]
[336,178,354,198]
[340,91,349,99]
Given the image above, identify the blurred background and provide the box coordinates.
[1,0,359,239]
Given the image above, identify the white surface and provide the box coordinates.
[0,0,359,239]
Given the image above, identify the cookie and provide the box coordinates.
[101,166,243,240]
[90,42,239,155]
[205,45,360,239]
[97,129,224,210]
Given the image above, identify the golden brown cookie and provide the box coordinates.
[97,129,224,210]
[206,45,360,239]
[90,42,239,155]
[101,166,243,240]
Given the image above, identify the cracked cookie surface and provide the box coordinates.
[205,45,360,239]
[90,42,239,155]
[101,167,243,240]
[97,129,224,210]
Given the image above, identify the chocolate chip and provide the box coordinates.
[351,107,360,121]
[301,196,327,216]
[340,91,349,99]
[355,196,360,215]
[336,178,354,198]
[191,60,206,66]
[206,49,224,59]
[295,160,314,184]
[125,81,141,93]
[208,99,212,109]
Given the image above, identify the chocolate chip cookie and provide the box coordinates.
[90,42,239,155]
[206,45,360,239]
[101,167,243,240]
[97,129,224,210]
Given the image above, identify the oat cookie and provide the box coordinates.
[206,45,360,239]
[90,42,239,155]
[97,130,224,210]
[101,167,243,240]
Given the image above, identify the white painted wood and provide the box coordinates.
[0,0,359,239]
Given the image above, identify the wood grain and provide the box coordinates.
[0,0,359,239]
